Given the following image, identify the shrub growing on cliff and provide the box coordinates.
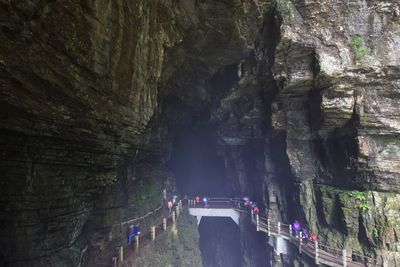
[276,0,295,23]
[350,190,366,201]
[372,227,379,239]
[351,35,368,61]
[96,173,117,186]
[349,190,372,212]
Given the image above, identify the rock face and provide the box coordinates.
[1,0,181,265]
[1,0,400,266]
[268,1,400,265]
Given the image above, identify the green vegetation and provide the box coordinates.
[276,0,295,23]
[348,190,371,212]
[350,190,366,201]
[351,35,368,61]
[96,172,117,186]
[372,227,379,239]
[135,210,203,266]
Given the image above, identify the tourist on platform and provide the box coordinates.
[292,220,301,237]
[167,200,173,213]
[253,206,260,215]
[133,225,141,236]
[203,197,208,207]
[310,232,317,243]
[128,224,141,244]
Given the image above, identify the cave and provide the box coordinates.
[1,1,400,267]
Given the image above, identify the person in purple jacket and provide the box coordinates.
[292,220,301,237]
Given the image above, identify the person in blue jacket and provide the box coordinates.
[128,224,141,244]
[203,197,209,207]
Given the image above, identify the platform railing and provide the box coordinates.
[190,198,386,267]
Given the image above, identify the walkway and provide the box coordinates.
[188,198,240,225]
[93,201,183,267]
[188,198,384,267]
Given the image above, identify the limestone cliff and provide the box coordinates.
[1,0,399,266]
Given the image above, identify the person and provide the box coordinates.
[253,206,260,215]
[167,200,173,212]
[128,224,141,244]
[195,196,200,205]
[310,232,317,243]
[302,228,309,244]
[133,225,141,236]
[203,197,208,207]
[292,220,301,237]
[243,196,250,207]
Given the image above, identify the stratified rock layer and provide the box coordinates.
[1,0,399,266]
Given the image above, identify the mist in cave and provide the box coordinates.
[168,124,242,266]
[168,121,270,267]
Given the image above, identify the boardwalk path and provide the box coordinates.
[94,197,384,267]
[188,198,383,267]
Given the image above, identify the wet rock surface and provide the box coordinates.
[1,0,400,266]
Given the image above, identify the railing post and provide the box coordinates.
[267,218,271,237]
[163,218,167,230]
[314,241,319,265]
[289,224,292,239]
[342,249,347,267]
[256,214,259,232]
[278,221,281,236]
[179,200,182,210]
[135,235,139,249]
[112,256,117,267]
[172,210,176,224]
[151,226,155,240]
[299,231,303,254]
[119,246,124,265]
[176,204,180,216]
[383,259,388,267]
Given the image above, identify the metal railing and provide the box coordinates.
[189,199,386,267]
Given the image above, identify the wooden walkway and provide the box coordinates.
[189,198,384,267]
[92,197,385,267]
[92,201,183,267]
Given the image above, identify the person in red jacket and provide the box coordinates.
[253,206,259,215]
[310,233,317,243]
[195,196,200,205]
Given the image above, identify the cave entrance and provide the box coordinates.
[168,122,244,266]
[169,123,234,197]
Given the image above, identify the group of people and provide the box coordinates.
[242,196,259,215]
[292,220,317,244]
[194,196,209,207]
[241,196,318,244]
[167,194,179,212]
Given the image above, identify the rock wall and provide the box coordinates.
[0,0,270,266]
[270,0,400,265]
[1,0,399,266]
[210,0,400,265]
